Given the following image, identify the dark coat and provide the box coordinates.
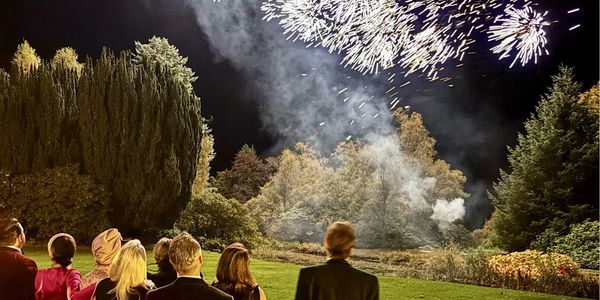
[0,246,38,300]
[146,277,233,300]
[147,264,177,288]
[294,259,379,300]
[93,278,149,300]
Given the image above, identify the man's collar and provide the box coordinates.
[0,245,22,253]
[326,258,350,265]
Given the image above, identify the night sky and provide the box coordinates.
[1,0,598,228]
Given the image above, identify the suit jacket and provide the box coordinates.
[294,259,379,300]
[146,277,233,300]
[0,246,38,300]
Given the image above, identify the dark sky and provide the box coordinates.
[0,0,598,228]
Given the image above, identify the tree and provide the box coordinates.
[175,190,262,250]
[192,123,216,195]
[394,108,468,200]
[214,144,273,203]
[0,49,202,237]
[52,47,83,75]
[133,36,197,94]
[11,40,41,74]
[488,67,599,251]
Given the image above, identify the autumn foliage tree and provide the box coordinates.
[214,145,273,203]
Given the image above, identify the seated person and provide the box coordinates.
[35,233,81,300]
[212,243,267,300]
[92,239,154,300]
[0,217,38,300]
[147,237,177,288]
[146,233,233,300]
[294,221,379,300]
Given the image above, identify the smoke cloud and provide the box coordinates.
[185,0,466,238]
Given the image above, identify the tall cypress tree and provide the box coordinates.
[489,67,599,251]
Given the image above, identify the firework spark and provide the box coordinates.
[488,5,550,68]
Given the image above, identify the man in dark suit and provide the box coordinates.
[295,221,379,300]
[0,217,38,300]
[146,232,233,300]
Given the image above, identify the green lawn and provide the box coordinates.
[25,246,584,300]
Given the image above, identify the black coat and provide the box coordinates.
[93,278,150,300]
[147,264,177,288]
[146,277,233,300]
[294,259,379,300]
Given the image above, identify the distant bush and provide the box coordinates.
[381,250,415,265]
[548,221,599,269]
[174,190,262,251]
[0,165,111,243]
[443,223,476,248]
[488,250,579,280]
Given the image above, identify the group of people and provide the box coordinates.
[0,218,379,300]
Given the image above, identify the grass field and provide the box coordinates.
[25,246,585,300]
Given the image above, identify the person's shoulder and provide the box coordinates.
[205,284,234,299]
[300,263,329,272]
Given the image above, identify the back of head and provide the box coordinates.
[324,221,356,259]
[92,228,123,266]
[215,243,255,294]
[109,239,148,300]
[169,233,202,275]
[47,233,76,268]
[0,218,24,247]
[153,237,173,270]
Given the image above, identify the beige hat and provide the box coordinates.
[91,228,123,266]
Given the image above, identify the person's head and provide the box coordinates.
[323,221,356,260]
[47,233,76,268]
[0,218,25,248]
[109,239,150,300]
[215,243,256,293]
[169,233,203,276]
[92,228,122,266]
[153,237,173,270]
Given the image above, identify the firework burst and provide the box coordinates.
[488,5,550,68]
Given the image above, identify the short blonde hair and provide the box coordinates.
[109,240,151,300]
[153,237,172,263]
[169,233,202,274]
[324,221,355,259]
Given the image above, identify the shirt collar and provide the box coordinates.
[1,245,22,253]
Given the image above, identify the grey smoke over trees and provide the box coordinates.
[185,0,470,246]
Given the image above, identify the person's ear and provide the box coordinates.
[199,254,204,266]
[16,233,26,247]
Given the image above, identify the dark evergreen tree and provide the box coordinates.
[488,67,599,251]
[0,48,202,237]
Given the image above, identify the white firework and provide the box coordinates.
[488,5,550,68]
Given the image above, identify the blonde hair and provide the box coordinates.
[169,233,202,274]
[324,221,355,259]
[213,243,256,295]
[109,240,152,300]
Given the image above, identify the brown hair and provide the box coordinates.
[324,221,355,259]
[153,237,172,264]
[0,218,23,246]
[169,233,202,274]
[47,233,76,268]
[213,243,256,296]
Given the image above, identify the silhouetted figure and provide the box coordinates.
[0,217,38,300]
[146,233,233,300]
[35,233,81,300]
[294,221,379,300]
[147,237,177,288]
[212,243,267,300]
[93,240,154,300]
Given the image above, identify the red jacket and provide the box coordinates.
[0,246,38,300]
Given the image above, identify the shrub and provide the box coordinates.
[548,221,600,269]
[443,223,476,248]
[0,165,111,243]
[381,250,415,265]
[488,250,579,280]
[174,190,262,251]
